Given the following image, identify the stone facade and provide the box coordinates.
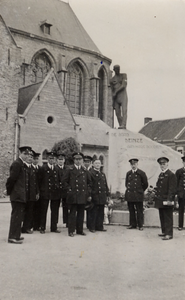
[0,16,22,194]
[0,2,113,195]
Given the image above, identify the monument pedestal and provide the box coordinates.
[110,209,181,228]
[108,129,182,194]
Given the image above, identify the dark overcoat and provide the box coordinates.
[89,168,110,205]
[6,158,29,203]
[39,164,61,200]
[55,165,68,198]
[125,169,148,202]
[175,167,185,199]
[28,165,40,201]
[154,169,177,208]
[61,165,92,204]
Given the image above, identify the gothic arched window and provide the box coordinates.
[31,53,51,83]
[92,154,97,161]
[66,62,83,115]
[42,149,48,160]
[99,155,104,166]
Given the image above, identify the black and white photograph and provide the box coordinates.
[0,0,185,299]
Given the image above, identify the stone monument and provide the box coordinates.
[108,129,182,194]
[110,65,128,129]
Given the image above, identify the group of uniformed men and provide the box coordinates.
[6,146,110,243]
[6,145,185,244]
[125,156,185,241]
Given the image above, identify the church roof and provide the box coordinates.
[18,82,42,115]
[0,0,101,53]
[17,68,76,125]
[74,115,110,147]
[139,117,185,141]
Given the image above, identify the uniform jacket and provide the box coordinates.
[55,164,68,198]
[175,167,185,199]
[39,164,61,200]
[6,157,29,203]
[125,169,148,202]
[28,165,40,201]
[89,168,110,205]
[61,165,92,205]
[154,169,177,208]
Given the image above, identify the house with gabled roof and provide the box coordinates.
[139,117,185,155]
[0,0,114,194]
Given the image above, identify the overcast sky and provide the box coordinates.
[68,0,185,132]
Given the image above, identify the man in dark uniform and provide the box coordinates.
[56,153,68,227]
[125,158,148,230]
[39,151,61,234]
[6,146,32,244]
[32,151,41,231]
[83,155,93,229]
[89,159,110,233]
[83,155,93,171]
[22,150,40,233]
[154,157,177,240]
[176,156,185,230]
[61,152,92,237]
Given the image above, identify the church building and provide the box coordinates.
[0,0,114,195]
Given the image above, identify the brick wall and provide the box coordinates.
[19,74,77,158]
[0,20,113,195]
[0,17,21,196]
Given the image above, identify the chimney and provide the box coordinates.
[144,117,152,125]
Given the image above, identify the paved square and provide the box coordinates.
[0,201,185,300]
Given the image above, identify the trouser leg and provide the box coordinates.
[68,204,77,234]
[8,202,26,239]
[128,202,137,227]
[40,199,49,230]
[76,204,85,233]
[88,204,97,231]
[135,202,143,228]
[86,210,90,229]
[178,198,185,228]
[159,208,165,234]
[163,207,173,237]
[50,199,61,231]
[33,199,41,230]
[22,201,35,231]
[62,198,68,225]
[95,205,105,230]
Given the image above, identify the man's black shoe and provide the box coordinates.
[51,229,61,233]
[162,235,173,240]
[158,233,165,237]
[22,229,33,234]
[127,226,136,229]
[40,229,45,234]
[76,232,86,236]
[17,237,24,241]
[8,239,23,244]
[68,233,74,237]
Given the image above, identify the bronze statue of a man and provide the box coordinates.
[110,65,128,129]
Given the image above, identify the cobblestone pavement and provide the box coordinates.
[0,200,185,300]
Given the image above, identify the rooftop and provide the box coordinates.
[0,0,101,53]
[74,115,111,147]
[139,117,185,141]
